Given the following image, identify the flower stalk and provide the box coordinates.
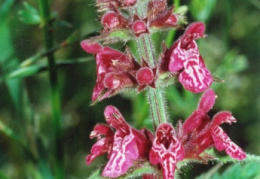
[136,34,168,127]
[37,0,63,178]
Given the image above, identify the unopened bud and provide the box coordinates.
[136,67,154,85]
[132,20,148,36]
[101,11,120,29]
[165,14,177,26]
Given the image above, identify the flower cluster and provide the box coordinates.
[96,0,179,36]
[83,0,246,178]
[149,89,246,179]
[81,40,156,101]
[82,1,211,102]
[82,22,212,102]
[86,89,246,179]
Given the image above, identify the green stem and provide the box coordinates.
[37,0,63,178]
[0,120,37,163]
[137,34,168,128]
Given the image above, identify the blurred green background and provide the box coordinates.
[0,0,260,178]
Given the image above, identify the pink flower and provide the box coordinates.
[81,40,140,102]
[149,89,246,179]
[81,40,157,102]
[149,123,185,179]
[163,22,213,93]
[86,124,114,164]
[86,105,153,178]
[180,89,246,160]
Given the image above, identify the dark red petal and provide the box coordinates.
[104,72,122,90]
[104,105,129,133]
[96,46,135,72]
[165,14,178,26]
[86,136,113,164]
[86,138,106,165]
[197,88,216,113]
[90,124,114,139]
[182,110,211,136]
[211,111,236,128]
[80,40,103,54]
[192,129,213,155]
[183,22,205,40]
[91,79,108,102]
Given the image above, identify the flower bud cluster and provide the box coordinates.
[95,0,180,38]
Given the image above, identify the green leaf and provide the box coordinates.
[0,20,13,63]
[0,170,9,179]
[107,29,133,41]
[0,0,15,20]
[7,57,93,79]
[88,169,106,179]
[18,1,41,25]
[119,162,159,179]
[196,162,260,179]
[88,162,159,179]
[7,65,44,79]
[0,120,20,142]
[206,148,260,164]
[0,1,23,115]
[190,0,216,22]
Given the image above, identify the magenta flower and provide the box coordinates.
[81,40,157,102]
[162,22,213,93]
[81,40,140,102]
[149,123,185,179]
[86,124,114,164]
[180,88,246,160]
[149,89,246,179]
[86,105,153,178]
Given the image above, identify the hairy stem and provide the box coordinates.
[37,0,63,178]
[137,34,168,128]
